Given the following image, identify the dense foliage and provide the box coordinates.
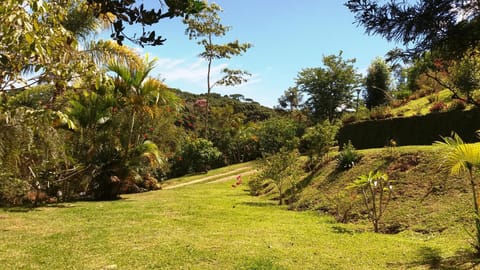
[346,0,480,60]
[295,52,361,122]
[365,58,392,109]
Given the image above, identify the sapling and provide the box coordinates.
[348,171,393,232]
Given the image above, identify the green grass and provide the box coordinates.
[1,161,478,269]
[391,89,473,117]
[161,161,257,188]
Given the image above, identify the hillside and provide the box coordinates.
[292,145,472,235]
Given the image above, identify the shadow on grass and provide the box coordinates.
[239,201,277,208]
[296,171,317,190]
[397,246,480,269]
[331,225,354,235]
[236,257,286,270]
[2,206,36,212]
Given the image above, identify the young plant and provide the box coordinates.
[254,150,303,205]
[348,171,393,232]
[434,132,480,254]
[336,141,361,171]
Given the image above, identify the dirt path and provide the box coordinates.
[207,169,257,184]
[163,166,256,190]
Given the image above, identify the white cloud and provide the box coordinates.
[152,57,261,97]
[154,58,228,87]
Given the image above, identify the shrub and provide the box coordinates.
[300,120,339,166]
[348,171,394,232]
[390,99,406,108]
[336,141,361,170]
[370,105,392,120]
[429,101,446,112]
[392,89,411,101]
[170,138,223,176]
[256,117,300,155]
[341,113,357,124]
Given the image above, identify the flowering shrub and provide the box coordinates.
[429,101,446,112]
[348,171,394,232]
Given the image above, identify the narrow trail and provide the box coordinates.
[207,169,257,184]
[163,166,256,190]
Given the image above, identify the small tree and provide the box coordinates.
[278,87,303,113]
[348,171,393,232]
[365,57,392,109]
[184,3,251,139]
[300,120,339,168]
[256,117,299,155]
[254,150,303,205]
[434,132,480,253]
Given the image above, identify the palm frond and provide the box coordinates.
[434,132,480,175]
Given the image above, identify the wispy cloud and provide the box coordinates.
[152,57,260,95]
[154,58,227,86]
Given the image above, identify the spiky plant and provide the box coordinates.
[434,132,480,254]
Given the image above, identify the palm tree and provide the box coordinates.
[107,58,158,153]
[434,132,480,253]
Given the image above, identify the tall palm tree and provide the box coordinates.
[435,132,480,253]
[107,57,158,153]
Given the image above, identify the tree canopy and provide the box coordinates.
[345,0,480,60]
[296,52,360,122]
[88,0,205,46]
[365,58,392,109]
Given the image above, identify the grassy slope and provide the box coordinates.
[1,155,479,269]
[390,89,473,117]
[295,145,472,230]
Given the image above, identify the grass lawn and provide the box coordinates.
[0,167,476,269]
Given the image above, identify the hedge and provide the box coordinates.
[337,108,480,149]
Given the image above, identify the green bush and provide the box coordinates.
[300,120,339,168]
[392,89,411,101]
[336,141,361,171]
[256,117,300,155]
[170,138,223,176]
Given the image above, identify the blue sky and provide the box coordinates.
[115,1,400,108]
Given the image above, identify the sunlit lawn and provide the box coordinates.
[0,171,473,269]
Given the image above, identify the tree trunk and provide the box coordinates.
[204,35,213,140]
[469,168,480,253]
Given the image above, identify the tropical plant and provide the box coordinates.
[434,132,480,253]
[337,141,361,171]
[348,171,394,232]
[0,107,69,205]
[278,87,303,112]
[65,57,178,200]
